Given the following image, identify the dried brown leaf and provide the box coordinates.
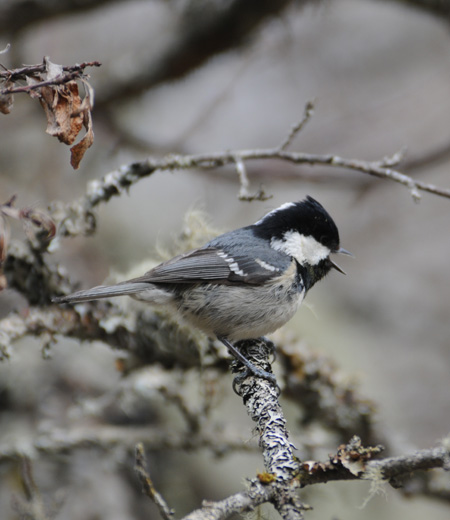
[39,81,83,145]
[334,437,384,476]
[70,108,94,169]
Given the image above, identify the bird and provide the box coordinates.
[53,196,350,382]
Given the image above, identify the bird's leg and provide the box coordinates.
[217,336,277,384]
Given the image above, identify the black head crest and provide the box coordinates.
[253,196,340,251]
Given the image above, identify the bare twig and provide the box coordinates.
[135,443,174,520]
[2,70,85,94]
[0,61,101,90]
[10,456,51,520]
[278,100,315,151]
[234,156,271,202]
[53,145,450,238]
[367,444,450,481]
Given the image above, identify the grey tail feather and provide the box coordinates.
[52,282,150,304]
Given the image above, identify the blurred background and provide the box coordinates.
[0,1,449,519]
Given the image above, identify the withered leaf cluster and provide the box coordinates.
[0,56,98,169]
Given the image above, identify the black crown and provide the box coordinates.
[253,196,340,251]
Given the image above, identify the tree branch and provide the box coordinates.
[181,479,278,520]
[178,437,450,520]
[0,61,101,91]
[298,436,450,491]
[231,339,307,520]
[51,144,450,240]
[134,443,175,520]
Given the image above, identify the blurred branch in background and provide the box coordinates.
[0,0,123,35]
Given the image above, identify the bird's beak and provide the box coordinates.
[330,247,353,275]
[329,259,346,275]
[336,247,354,257]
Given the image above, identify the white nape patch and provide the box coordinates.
[255,202,296,225]
[255,258,278,272]
[217,250,246,276]
[271,231,330,266]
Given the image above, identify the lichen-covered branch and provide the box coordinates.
[181,479,278,520]
[233,339,298,480]
[298,436,450,498]
[232,339,306,520]
[0,297,212,370]
[178,436,450,520]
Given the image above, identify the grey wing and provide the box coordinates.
[132,247,285,285]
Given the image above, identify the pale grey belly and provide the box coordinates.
[176,282,305,341]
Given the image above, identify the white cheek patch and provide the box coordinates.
[271,232,330,266]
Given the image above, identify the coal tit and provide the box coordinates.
[53,196,350,382]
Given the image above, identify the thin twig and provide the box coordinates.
[279,100,315,151]
[0,60,101,82]
[2,70,83,94]
[53,146,450,239]
[234,155,271,202]
[135,443,174,520]
[10,456,51,520]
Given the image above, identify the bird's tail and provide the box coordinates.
[52,281,151,304]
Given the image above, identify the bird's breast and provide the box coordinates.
[176,261,305,341]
